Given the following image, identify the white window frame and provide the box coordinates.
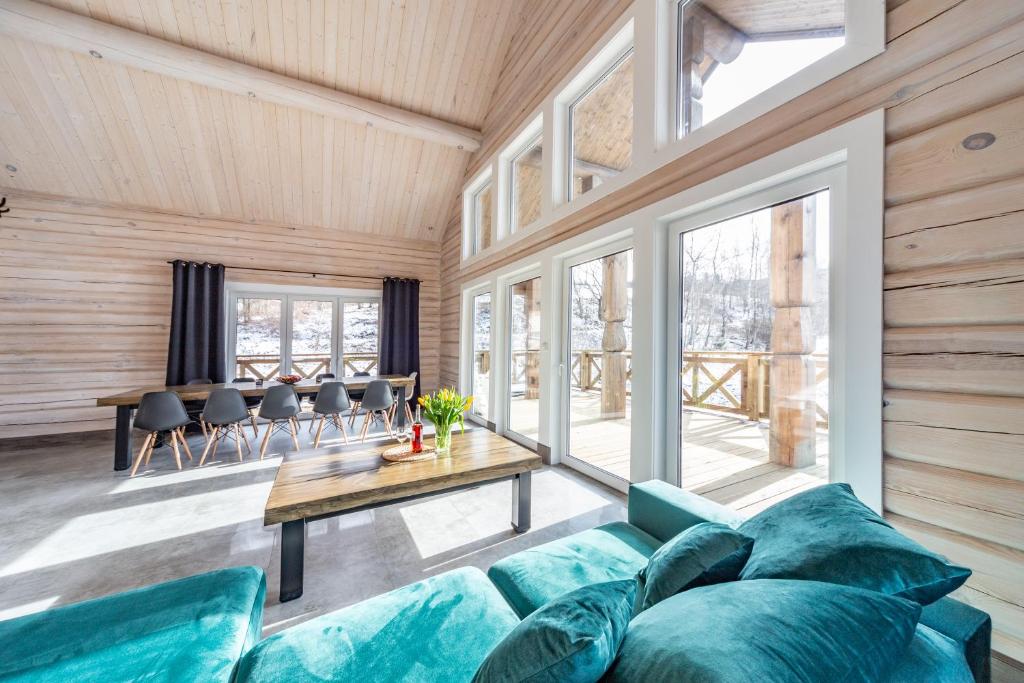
[559,237,635,493]
[461,169,494,260]
[502,116,545,236]
[501,268,545,450]
[660,0,883,154]
[565,44,635,203]
[226,282,382,382]
[460,284,495,428]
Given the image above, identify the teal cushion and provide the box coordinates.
[487,522,661,617]
[739,483,970,604]
[473,579,636,683]
[637,522,752,611]
[236,567,519,683]
[606,579,922,683]
[627,480,743,542]
[0,566,266,683]
[888,624,974,682]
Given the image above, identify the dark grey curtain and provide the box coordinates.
[379,277,421,399]
[166,260,226,386]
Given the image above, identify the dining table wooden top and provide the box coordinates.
[96,375,416,407]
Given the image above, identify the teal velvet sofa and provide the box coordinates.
[0,566,266,682]
[0,482,991,682]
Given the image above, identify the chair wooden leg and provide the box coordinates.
[211,427,221,461]
[333,414,350,444]
[259,420,274,460]
[405,402,414,424]
[177,427,193,461]
[169,430,183,470]
[381,410,394,437]
[359,412,371,442]
[288,417,300,451]
[313,415,326,448]
[349,402,361,427]
[234,423,244,462]
[250,413,259,439]
[130,432,155,476]
[200,420,208,439]
[199,427,217,466]
[240,425,252,454]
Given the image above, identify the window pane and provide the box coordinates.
[473,182,493,252]
[511,137,543,232]
[679,190,830,516]
[568,249,633,480]
[508,277,541,439]
[472,293,492,420]
[677,1,845,137]
[290,300,333,378]
[342,302,379,374]
[570,50,634,200]
[235,297,282,380]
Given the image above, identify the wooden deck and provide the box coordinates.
[513,390,828,517]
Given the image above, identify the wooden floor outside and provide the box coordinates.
[513,390,828,517]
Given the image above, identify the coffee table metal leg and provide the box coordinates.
[114,406,133,471]
[280,519,306,602]
[511,471,531,533]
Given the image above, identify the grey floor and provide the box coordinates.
[0,417,626,634]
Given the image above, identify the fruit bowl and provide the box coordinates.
[276,374,302,384]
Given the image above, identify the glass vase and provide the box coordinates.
[434,423,453,455]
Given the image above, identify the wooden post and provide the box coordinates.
[524,279,541,400]
[745,354,760,421]
[600,253,628,419]
[768,198,817,468]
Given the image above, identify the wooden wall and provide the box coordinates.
[0,190,441,439]
[439,0,1024,673]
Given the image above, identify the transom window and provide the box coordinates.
[466,175,494,256]
[675,0,845,138]
[568,46,634,201]
[509,133,544,233]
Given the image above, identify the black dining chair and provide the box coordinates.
[232,377,261,438]
[306,373,337,432]
[311,382,352,448]
[357,380,394,442]
[198,388,253,465]
[258,384,302,458]
[347,370,372,427]
[131,391,193,476]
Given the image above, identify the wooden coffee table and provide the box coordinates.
[264,429,543,602]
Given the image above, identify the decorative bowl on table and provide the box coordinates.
[276,374,302,384]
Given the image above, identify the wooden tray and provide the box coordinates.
[381,443,437,462]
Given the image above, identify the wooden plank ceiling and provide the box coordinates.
[0,0,522,241]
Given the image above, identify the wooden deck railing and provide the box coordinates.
[235,353,378,380]
[476,349,828,427]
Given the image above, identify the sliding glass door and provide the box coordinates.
[564,248,633,482]
[229,290,380,381]
[507,276,542,443]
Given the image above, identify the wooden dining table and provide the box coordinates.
[95,375,417,472]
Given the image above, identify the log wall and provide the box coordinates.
[0,191,441,439]
[439,0,1024,673]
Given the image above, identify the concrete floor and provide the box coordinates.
[0,418,626,635]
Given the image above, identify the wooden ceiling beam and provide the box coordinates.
[0,0,483,152]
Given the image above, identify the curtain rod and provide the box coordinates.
[164,260,418,283]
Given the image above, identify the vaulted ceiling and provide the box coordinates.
[0,0,522,240]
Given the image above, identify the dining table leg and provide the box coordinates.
[114,405,134,471]
[395,384,408,430]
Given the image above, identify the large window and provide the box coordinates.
[675,0,845,138]
[568,47,634,201]
[677,189,831,514]
[471,293,492,421]
[507,276,542,442]
[509,133,544,233]
[229,289,380,381]
[566,248,633,481]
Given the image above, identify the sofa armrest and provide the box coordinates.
[920,597,991,683]
[627,480,743,542]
